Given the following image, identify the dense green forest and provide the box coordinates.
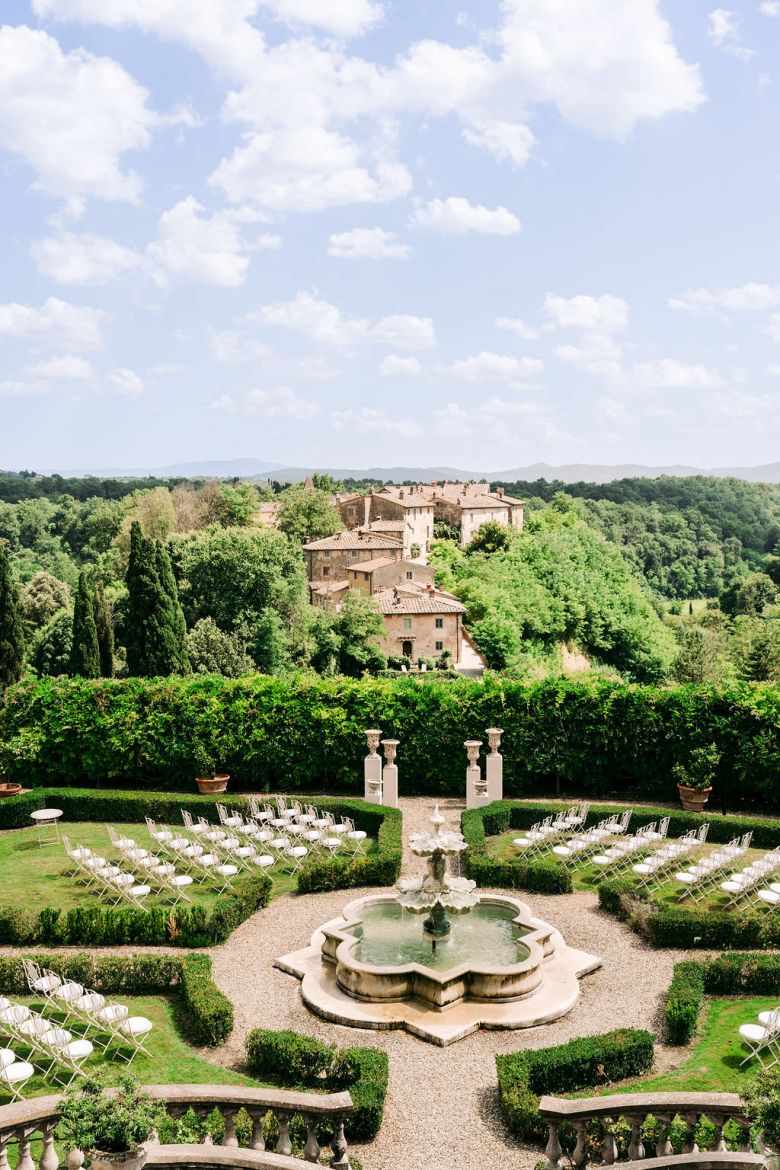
[1,468,780,687]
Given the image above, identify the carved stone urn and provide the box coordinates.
[381,739,399,765]
[486,728,504,755]
[365,729,383,757]
[464,740,483,768]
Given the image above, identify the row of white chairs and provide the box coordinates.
[720,850,780,906]
[631,826,710,888]
[673,833,753,901]
[244,798,368,852]
[175,816,309,875]
[109,827,197,904]
[64,837,154,911]
[511,806,590,856]
[592,818,670,871]
[550,812,634,866]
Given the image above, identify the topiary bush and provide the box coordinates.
[245,1028,388,1142]
[496,1028,655,1144]
[665,960,706,1044]
[180,954,233,1045]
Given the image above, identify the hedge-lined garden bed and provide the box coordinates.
[297,804,402,893]
[665,953,780,1044]
[0,951,233,1045]
[461,806,571,894]
[496,1028,654,1143]
[598,877,780,950]
[4,675,780,809]
[246,1028,389,1143]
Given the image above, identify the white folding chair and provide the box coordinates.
[740,1006,780,1068]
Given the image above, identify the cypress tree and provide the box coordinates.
[70,571,100,677]
[125,522,189,676]
[0,543,26,686]
[93,580,114,678]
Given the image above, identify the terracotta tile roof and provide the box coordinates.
[348,557,397,573]
[309,579,349,594]
[304,531,403,551]
[362,520,405,531]
[372,585,466,615]
[375,482,523,509]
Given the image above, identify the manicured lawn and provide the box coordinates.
[0,824,301,914]
[0,994,254,1106]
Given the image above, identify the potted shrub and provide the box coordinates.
[672,743,719,812]
[0,741,22,798]
[743,1065,780,1169]
[192,742,230,796]
[58,1075,166,1170]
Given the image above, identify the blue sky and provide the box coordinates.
[1,0,780,472]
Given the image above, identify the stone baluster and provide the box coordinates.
[364,729,383,803]
[330,1120,350,1169]
[655,1113,674,1157]
[302,1116,320,1163]
[572,1120,589,1167]
[543,1120,563,1170]
[737,1123,753,1152]
[222,1109,238,1148]
[196,1108,213,1144]
[682,1113,700,1154]
[275,1112,292,1157]
[0,1142,9,1170]
[249,1112,266,1151]
[465,740,487,810]
[65,1150,84,1170]
[485,727,504,802]
[380,740,399,808]
[17,1130,35,1170]
[600,1120,618,1165]
[628,1115,645,1161]
[40,1123,59,1170]
[709,1115,726,1152]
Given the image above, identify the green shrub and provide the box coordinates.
[296,803,401,894]
[462,807,572,894]
[245,1028,388,1142]
[4,674,780,811]
[665,953,780,1045]
[180,955,233,1045]
[665,961,705,1043]
[496,1029,655,1144]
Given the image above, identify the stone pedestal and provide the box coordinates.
[380,739,399,808]
[364,729,383,803]
[465,740,488,810]
[485,727,504,802]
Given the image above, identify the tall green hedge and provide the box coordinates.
[3,674,780,808]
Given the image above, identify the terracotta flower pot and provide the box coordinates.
[677,783,712,812]
[89,1148,148,1170]
[0,783,21,799]
[195,774,230,796]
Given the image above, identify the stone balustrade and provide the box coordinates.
[0,1084,354,1170]
[538,1092,763,1170]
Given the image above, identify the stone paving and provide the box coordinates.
[207,796,691,1170]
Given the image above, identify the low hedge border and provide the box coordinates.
[598,877,780,950]
[666,953,780,1044]
[496,1028,655,1143]
[246,1028,389,1143]
[0,951,232,1045]
[462,806,572,894]
[296,801,402,894]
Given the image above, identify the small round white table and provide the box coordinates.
[30,808,63,847]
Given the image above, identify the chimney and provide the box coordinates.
[399,489,404,499]
[496,486,505,498]
[427,582,433,592]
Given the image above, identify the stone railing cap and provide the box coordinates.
[538,1091,746,1119]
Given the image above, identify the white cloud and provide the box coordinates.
[768,315,780,343]
[707,9,755,60]
[147,197,278,288]
[211,126,412,214]
[553,334,623,378]
[108,368,144,396]
[210,393,236,411]
[462,122,535,167]
[258,0,383,37]
[245,385,321,418]
[0,297,106,350]
[331,406,420,437]
[436,398,572,444]
[762,1,780,14]
[0,380,49,397]
[378,355,422,377]
[327,227,410,260]
[446,352,544,381]
[632,359,724,389]
[544,293,629,333]
[767,363,780,375]
[26,355,93,378]
[669,283,780,313]
[410,196,521,236]
[255,291,435,349]
[30,232,143,285]
[495,317,540,341]
[0,26,153,204]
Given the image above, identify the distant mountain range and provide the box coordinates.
[30,458,780,484]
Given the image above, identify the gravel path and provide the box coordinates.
[206,797,691,1170]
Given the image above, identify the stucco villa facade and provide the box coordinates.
[372,583,466,663]
[304,530,403,582]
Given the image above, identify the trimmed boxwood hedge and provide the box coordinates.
[666,953,780,1044]
[462,806,572,894]
[0,952,232,1045]
[5,674,780,811]
[297,803,402,893]
[496,1028,655,1143]
[598,877,780,950]
[246,1028,388,1143]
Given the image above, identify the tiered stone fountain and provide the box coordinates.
[277,805,601,1045]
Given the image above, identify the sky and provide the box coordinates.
[2,0,780,473]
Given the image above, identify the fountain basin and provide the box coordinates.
[321,894,554,1008]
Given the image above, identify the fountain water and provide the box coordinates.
[277,804,602,1045]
